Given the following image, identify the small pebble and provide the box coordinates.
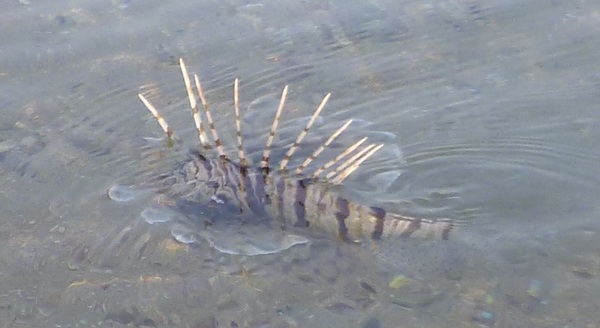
[388,275,409,289]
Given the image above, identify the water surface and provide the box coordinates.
[1,0,600,327]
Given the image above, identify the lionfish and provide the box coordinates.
[135,58,451,254]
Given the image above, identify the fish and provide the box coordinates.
[136,58,452,248]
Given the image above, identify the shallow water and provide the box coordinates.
[2,0,600,327]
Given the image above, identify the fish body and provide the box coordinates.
[161,150,451,244]
[139,58,451,247]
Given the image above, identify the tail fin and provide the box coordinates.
[382,213,452,240]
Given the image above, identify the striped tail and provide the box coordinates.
[263,176,452,242]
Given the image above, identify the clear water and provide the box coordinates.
[1,0,600,327]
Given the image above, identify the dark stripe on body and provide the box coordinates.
[201,157,213,177]
[252,173,266,204]
[242,169,262,216]
[222,160,240,210]
[294,179,309,227]
[400,217,421,238]
[189,150,212,175]
[248,173,269,218]
[276,176,285,219]
[212,159,227,194]
[236,164,247,193]
[189,149,207,160]
[442,222,452,240]
[261,166,270,175]
[370,206,386,240]
[335,196,350,240]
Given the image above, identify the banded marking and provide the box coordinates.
[233,78,248,167]
[242,166,265,217]
[331,143,384,185]
[399,218,421,238]
[194,74,226,158]
[369,206,386,240]
[261,85,288,172]
[442,223,451,240]
[275,175,285,220]
[380,213,451,240]
[137,94,173,140]
[179,58,210,148]
[295,119,353,175]
[279,93,331,172]
[222,159,241,206]
[335,196,350,241]
[294,179,309,228]
[326,143,375,180]
[311,137,368,178]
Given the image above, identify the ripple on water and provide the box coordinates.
[379,137,600,282]
[401,138,600,223]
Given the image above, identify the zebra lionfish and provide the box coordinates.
[136,58,452,249]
